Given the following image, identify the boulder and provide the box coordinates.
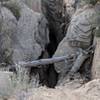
[2,0,49,63]
[0,6,17,65]
[12,3,49,62]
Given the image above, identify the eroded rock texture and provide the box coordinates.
[0,0,50,88]
[53,3,99,85]
[1,0,49,63]
[0,5,17,65]
[41,0,69,44]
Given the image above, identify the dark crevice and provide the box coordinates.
[29,50,58,88]
[46,28,58,57]
[29,26,59,88]
[46,64,58,88]
[27,0,68,88]
[45,28,59,88]
[39,0,69,88]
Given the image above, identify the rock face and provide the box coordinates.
[92,37,100,79]
[0,0,50,85]
[53,4,98,85]
[1,0,49,64]
[0,0,49,88]
[41,0,69,44]
[0,6,17,65]
[11,1,49,62]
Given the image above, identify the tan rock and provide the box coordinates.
[0,71,14,99]
[92,37,100,79]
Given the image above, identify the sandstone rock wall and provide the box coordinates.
[92,37,100,79]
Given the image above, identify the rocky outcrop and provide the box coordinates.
[1,0,49,63]
[12,1,49,62]
[53,3,99,85]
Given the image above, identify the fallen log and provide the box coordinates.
[18,55,74,68]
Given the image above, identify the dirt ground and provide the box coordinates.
[8,79,100,100]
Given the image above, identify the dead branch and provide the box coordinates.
[18,55,74,68]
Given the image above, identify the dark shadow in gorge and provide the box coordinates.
[30,27,59,88]
[45,26,60,88]
[29,52,58,88]
[40,28,59,88]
